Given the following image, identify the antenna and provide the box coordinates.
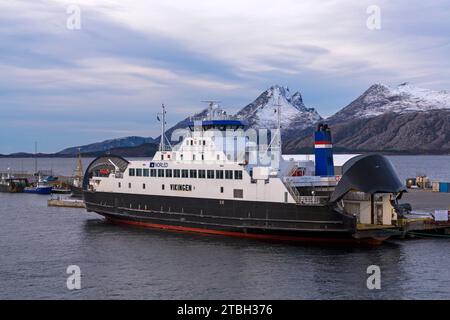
[201,100,221,120]
[266,96,282,162]
[34,141,38,175]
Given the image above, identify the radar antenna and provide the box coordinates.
[201,100,222,120]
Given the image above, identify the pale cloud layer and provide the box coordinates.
[0,0,449,153]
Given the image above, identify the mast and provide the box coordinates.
[275,96,282,163]
[160,104,165,151]
[158,104,171,151]
[276,96,281,151]
[266,96,282,163]
[34,141,38,175]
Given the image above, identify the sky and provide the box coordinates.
[0,0,449,153]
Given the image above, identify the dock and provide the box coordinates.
[397,189,450,236]
[401,189,450,212]
[48,198,85,209]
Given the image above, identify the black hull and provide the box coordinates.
[81,191,391,245]
[70,186,83,199]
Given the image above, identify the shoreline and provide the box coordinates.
[1,153,450,159]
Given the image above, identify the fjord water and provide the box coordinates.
[0,156,449,299]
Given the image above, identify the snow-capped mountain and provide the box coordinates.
[329,83,450,122]
[236,85,322,131]
[286,83,450,154]
[51,83,450,157]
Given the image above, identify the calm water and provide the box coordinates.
[0,156,449,299]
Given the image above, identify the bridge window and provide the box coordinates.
[136,168,142,177]
[118,182,121,188]
[150,169,156,177]
[128,183,131,188]
[143,169,149,177]
[216,170,224,179]
[207,170,214,179]
[198,170,206,179]
[193,154,196,161]
[143,183,146,189]
[174,169,181,178]
[190,169,197,178]
[182,169,188,178]
[166,169,173,178]
[225,170,233,179]
[158,169,164,177]
[220,186,224,193]
[129,168,135,176]
[234,170,243,180]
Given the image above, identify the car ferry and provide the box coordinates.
[83,103,406,245]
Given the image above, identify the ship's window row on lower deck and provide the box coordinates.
[128,168,243,180]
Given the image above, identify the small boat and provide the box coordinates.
[0,177,29,193]
[24,179,53,195]
[43,175,58,183]
[51,187,71,194]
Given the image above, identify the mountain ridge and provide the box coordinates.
[2,83,449,157]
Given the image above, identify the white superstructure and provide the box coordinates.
[87,103,337,205]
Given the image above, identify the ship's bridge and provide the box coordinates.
[187,119,247,132]
[187,101,247,132]
[155,102,248,164]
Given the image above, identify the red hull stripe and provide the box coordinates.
[315,141,332,145]
[107,217,382,246]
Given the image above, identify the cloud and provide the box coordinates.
[0,0,449,152]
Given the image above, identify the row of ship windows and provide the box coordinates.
[186,139,207,146]
[117,182,243,198]
[128,168,243,180]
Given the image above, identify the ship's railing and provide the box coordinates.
[282,176,331,205]
[282,176,337,187]
[190,113,239,122]
[296,196,329,206]
[343,191,383,202]
[158,145,172,152]
[283,177,302,204]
